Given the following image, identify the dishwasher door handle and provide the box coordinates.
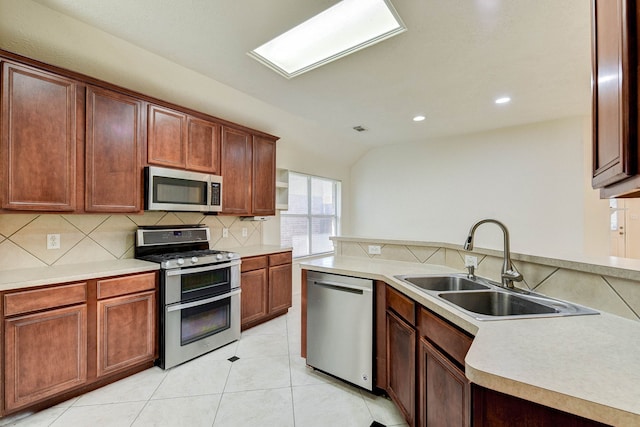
[311,280,372,294]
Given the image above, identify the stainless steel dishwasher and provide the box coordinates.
[306,270,373,391]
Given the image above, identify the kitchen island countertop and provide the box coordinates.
[301,255,640,426]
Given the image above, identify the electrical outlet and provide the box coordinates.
[368,245,381,255]
[242,227,248,237]
[222,228,229,238]
[47,234,60,250]
[464,255,478,268]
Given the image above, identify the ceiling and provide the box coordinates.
[31,0,592,160]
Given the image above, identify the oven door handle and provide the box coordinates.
[166,260,241,277]
[166,289,241,312]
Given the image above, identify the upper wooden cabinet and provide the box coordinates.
[147,104,187,169]
[252,135,276,216]
[592,0,640,197]
[221,126,252,215]
[0,50,278,213]
[147,104,223,175]
[1,61,80,211]
[85,86,143,212]
[220,127,277,216]
[187,117,221,174]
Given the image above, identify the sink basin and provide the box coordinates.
[395,274,490,292]
[438,291,558,317]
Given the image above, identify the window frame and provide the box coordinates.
[280,171,341,258]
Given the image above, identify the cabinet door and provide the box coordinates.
[221,126,252,215]
[97,290,155,377]
[252,135,276,216]
[419,338,470,427]
[85,86,142,212]
[187,117,221,174]
[240,269,269,329]
[4,305,87,412]
[387,310,416,426]
[268,262,292,314]
[147,104,187,168]
[591,0,638,188]
[1,62,78,211]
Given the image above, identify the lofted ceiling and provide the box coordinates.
[30,0,592,160]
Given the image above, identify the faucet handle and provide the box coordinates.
[466,265,476,280]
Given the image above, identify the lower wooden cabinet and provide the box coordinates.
[386,310,416,426]
[97,291,155,377]
[419,338,470,427]
[241,251,292,330]
[1,271,157,416]
[4,304,87,412]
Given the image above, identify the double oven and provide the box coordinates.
[136,225,241,369]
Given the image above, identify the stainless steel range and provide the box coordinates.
[135,224,241,369]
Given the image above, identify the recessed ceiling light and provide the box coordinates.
[495,97,511,104]
[413,115,426,122]
[248,0,406,79]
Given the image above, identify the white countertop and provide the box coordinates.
[301,255,640,426]
[233,245,292,258]
[0,259,160,291]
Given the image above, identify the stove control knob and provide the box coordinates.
[177,258,185,266]
[216,254,223,260]
[191,256,198,264]
[227,253,234,259]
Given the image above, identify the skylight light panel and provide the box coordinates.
[248,0,406,78]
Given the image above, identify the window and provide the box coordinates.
[280,172,341,257]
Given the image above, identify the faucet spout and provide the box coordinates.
[463,219,523,288]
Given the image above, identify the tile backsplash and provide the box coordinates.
[335,239,640,322]
[0,212,262,271]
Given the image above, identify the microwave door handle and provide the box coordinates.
[165,260,241,277]
[166,289,241,312]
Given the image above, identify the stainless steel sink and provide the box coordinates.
[394,273,599,320]
[438,291,558,317]
[396,274,490,292]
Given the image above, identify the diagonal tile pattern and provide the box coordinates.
[2,293,407,427]
[0,212,263,270]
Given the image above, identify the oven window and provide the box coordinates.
[181,297,230,346]
[182,269,230,299]
[154,176,208,205]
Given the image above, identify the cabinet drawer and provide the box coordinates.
[386,286,415,325]
[97,272,157,300]
[241,255,268,272]
[419,307,472,366]
[269,251,292,267]
[4,283,87,317]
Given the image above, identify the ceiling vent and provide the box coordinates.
[353,126,367,132]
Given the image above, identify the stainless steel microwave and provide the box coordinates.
[144,166,222,212]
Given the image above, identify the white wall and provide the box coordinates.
[350,116,610,258]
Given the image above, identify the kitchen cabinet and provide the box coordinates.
[251,135,276,216]
[240,251,292,330]
[1,61,81,211]
[220,127,277,216]
[591,0,640,197]
[85,86,143,212]
[96,273,156,377]
[221,126,252,215]
[147,104,187,169]
[3,283,88,412]
[386,286,416,426]
[417,307,472,427]
[1,271,157,416]
[187,117,221,174]
[147,105,223,174]
[472,386,610,427]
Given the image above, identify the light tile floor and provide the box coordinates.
[1,293,407,427]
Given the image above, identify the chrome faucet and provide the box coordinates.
[463,219,523,288]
